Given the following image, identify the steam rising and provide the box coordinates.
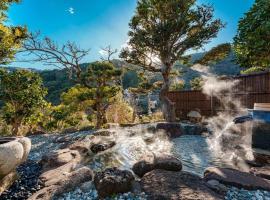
[89,124,172,170]
[192,64,254,171]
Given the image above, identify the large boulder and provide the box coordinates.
[204,167,270,191]
[132,154,155,177]
[29,166,93,200]
[94,168,135,198]
[40,162,80,187]
[156,123,183,138]
[132,154,182,177]
[250,166,270,180]
[155,155,183,172]
[0,137,31,178]
[253,150,270,165]
[40,149,82,170]
[0,171,18,195]
[141,169,222,200]
[206,180,229,195]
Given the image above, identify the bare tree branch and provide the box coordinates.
[18,32,90,82]
[100,45,118,62]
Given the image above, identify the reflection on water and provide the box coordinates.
[172,135,234,176]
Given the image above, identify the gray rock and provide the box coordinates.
[29,167,93,200]
[204,167,270,191]
[141,169,222,200]
[250,166,270,180]
[156,123,183,138]
[132,154,182,177]
[94,168,135,198]
[207,180,228,195]
[90,141,116,154]
[80,181,94,192]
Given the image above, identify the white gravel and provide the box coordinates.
[28,131,93,161]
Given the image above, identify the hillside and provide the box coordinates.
[1,53,243,105]
[176,52,244,89]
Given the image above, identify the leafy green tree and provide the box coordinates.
[0,69,47,135]
[120,0,224,121]
[190,77,204,90]
[241,66,266,75]
[233,0,270,70]
[0,0,27,64]
[82,61,122,128]
[196,43,232,65]
[59,62,122,129]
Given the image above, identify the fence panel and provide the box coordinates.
[167,72,270,119]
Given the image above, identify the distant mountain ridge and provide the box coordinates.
[1,52,243,104]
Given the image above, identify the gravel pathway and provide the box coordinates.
[0,161,44,200]
[28,131,93,161]
[57,189,147,200]
[225,187,270,200]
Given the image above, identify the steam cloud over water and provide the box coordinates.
[89,125,173,170]
[192,64,254,171]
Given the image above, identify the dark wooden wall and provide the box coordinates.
[167,72,270,119]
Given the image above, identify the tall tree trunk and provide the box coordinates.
[132,107,137,122]
[160,63,176,122]
[12,120,21,136]
[96,103,107,129]
[96,102,102,129]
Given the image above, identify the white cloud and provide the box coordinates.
[120,39,131,50]
[98,49,108,56]
[68,7,75,15]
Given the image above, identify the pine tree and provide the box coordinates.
[120,0,224,121]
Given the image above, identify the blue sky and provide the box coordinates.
[9,0,254,69]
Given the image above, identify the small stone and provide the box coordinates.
[80,181,94,193]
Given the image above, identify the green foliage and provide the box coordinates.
[40,69,75,105]
[38,61,123,131]
[170,79,185,91]
[120,0,224,69]
[106,93,134,124]
[0,0,27,64]
[241,66,266,75]
[61,85,94,110]
[82,61,122,128]
[196,43,232,65]
[0,69,47,135]
[43,86,95,130]
[233,0,270,69]
[0,0,20,14]
[122,70,140,89]
[190,77,204,90]
[120,0,224,121]
[39,62,141,105]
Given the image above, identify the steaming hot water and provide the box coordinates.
[88,124,240,176]
[89,64,256,176]
[89,124,172,171]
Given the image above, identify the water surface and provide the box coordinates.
[172,135,233,176]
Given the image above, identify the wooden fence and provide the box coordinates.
[167,71,270,119]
